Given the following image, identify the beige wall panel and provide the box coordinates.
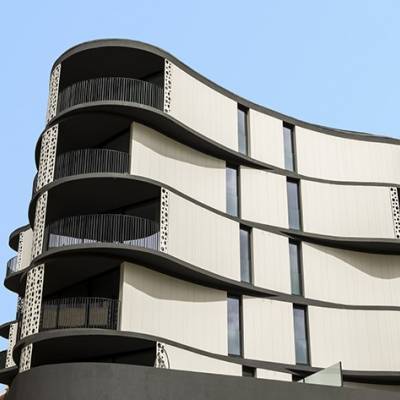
[240,167,288,228]
[296,126,400,184]
[256,369,292,381]
[303,244,400,306]
[252,229,291,293]
[169,62,238,150]
[309,307,400,371]
[302,181,394,238]
[120,262,228,354]
[130,122,226,211]
[249,110,284,168]
[20,228,33,269]
[243,297,295,364]
[164,345,241,376]
[168,192,240,281]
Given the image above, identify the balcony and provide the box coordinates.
[0,350,5,369]
[33,148,129,195]
[6,256,18,278]
[57,77,164,115]
[45,213,160,251]
[40,297,119,331]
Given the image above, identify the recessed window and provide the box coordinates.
[226,165,239,217]
[240,226,252,283]
[283,123,295,171]
[293,305,309,365]
[238,105,249,155]
[289,240,303,296]
[242,366,256,377]
[287,179,301,230]
[228,296,242,356]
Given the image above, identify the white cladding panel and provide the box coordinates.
[256,369,292,381]
[169,62,238,150]
[252,230,291,293]
[303,244,400,306]
[296,126,400,184]
[120,262,228,354]
[243,297,295,364]
[130,122,226,211]
[164,345,241,376]
[240,167,288,228]
[168,192,241,281]
[249,109,285,168]
[20,228,33,270]
[302,181,394,238]
[309,307,400,371]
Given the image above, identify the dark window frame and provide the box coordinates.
[226,164,240,217]
[242,365,256,377]
[293,304,310,365]
[239,225,253,284]
[237,104,249,156]
[289,239,304,296]
[227,295,243,357]
[287,178,302,230]
[283,122,297,172]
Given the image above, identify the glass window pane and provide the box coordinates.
[238,107,248,155]
[287,180,301,229]
[228,296,241,355]
[289,241,302,295]
[226,166,238,216]
[240,227,251,283]
[283,125,294,171]
[293,306,309,364]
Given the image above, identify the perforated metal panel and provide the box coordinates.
[46,64,61,122]
[164,60,172,114]
[154,342,170,368]
[19,344,33,373]
[5,322,18,368]
[31,192,48,259]
[390,187,400,239]
[36,125,58,192]
[160,188,169,253]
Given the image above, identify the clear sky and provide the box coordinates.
[0,0,399,361]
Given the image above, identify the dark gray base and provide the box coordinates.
[7,363,400,400]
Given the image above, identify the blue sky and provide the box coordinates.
[0,0,399,357]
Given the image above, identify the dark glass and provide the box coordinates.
[240,226,252,283]
[293,306,309,364]
[242,366,255,377]
[289,241,302,295]
[238,106,248,155]
[226,166,239,216]
[228,296,241,356]
[283,124,295,171]
[287,179,301,230]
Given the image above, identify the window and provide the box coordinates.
[287,179,301,230]
[283,123,295,171]
[293,305,309,365]
[226,165,239,217]
[228,296,242,356]
[238,105,249,155]
[240,226,252,283]
[242,366,255,377]
[289,240,303,296]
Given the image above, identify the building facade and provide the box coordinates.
[1,39,400,399]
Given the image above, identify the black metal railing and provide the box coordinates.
[54,148,129,180]
[40,297,119,331]
[57,77,164,113]
[0,350,6,369]
[6,256,18,278]
[45,214,160,251]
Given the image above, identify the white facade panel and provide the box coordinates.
[120,262,228,355]
[248,110,285,168]
[296,126,400,184]
[168,192,241,281]
[240,167,288,228]
[252,229,291,293]
[130,122,226,211]
[242,297,295,364]
[309,307,400,371]
[303,244,400,306]
[256,369,292,381]
[169,62,238,150]
[301,181,394,238]
[20,228,33,270]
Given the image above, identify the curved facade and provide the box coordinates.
[2,39,400,398]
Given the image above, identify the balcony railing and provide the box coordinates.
[57,77,164,114]
[0,350,6,369]
[40,297,119,331]
[45,214,160,251]
[6,256,18,278]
